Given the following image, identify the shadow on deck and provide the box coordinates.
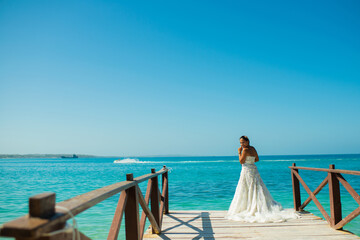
[143,210,360,240]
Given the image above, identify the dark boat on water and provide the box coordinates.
[61,154,78,159]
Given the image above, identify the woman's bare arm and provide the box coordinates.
[238,147,242,162]
[239,148,249,164]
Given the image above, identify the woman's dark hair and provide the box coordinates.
[240,136,250,145]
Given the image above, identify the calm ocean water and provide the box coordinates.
[1,154,359,239]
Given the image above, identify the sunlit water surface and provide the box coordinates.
[1,154,359,239]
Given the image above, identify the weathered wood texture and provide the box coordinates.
[124,173,140,240]
[0,167,169,240]
[328,164,342,227]
[139,180,153,240]
[162,166,169,214]
[107,191,127,240]
[291,163,301,211]
[150,168,161,234]
[137,185,160,234]
[143,210,360,240]
[29,193,56,219]
[290,164,360,230]
[288,166,360,176]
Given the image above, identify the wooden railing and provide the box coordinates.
[0,166,169,240]
[289,163,360,229]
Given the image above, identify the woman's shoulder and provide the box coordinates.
[242,148,254,156]
[248,146,258,154]
[242,146,257,155]
[251,146,259,150]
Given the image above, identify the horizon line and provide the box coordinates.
[0,152,360,159]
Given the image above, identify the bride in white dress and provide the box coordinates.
[226,136,298,223]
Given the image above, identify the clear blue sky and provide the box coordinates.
[1,0,359,156]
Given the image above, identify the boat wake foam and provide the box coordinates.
[114,158,142,163]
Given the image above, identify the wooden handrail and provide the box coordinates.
[289,163,360,230]
[289,166,360,175]
[0,166,169,240]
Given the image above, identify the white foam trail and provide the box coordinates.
[113,158,144,163]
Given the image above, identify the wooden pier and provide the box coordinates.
[1,164,360,240]
[143,210,359,239]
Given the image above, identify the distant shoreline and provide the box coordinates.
[0,153,359,159]
[0,154,100,159]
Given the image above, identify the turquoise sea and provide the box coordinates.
[1,154,360,239]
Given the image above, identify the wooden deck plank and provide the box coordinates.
[143,210,360,240]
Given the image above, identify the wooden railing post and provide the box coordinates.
[0,168,169,240]
[291,163,301,211]
[328,164,342,228]
[28,193,69,238]
[29,192,56,219]
[162,165,169,214]
[150,168,160,234]
[125,173,140,240]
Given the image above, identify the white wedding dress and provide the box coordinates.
[226,156,298,223]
